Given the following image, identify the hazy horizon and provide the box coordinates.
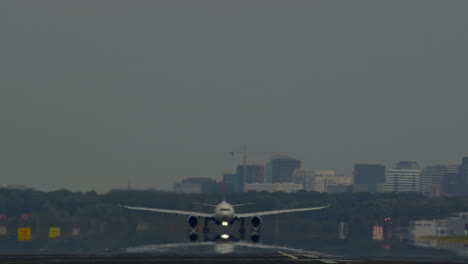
[1,1,468,193]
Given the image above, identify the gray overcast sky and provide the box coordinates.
[1,1,467,192]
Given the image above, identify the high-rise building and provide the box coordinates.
[353,164,385,193]
[419,165,459,197]
[381,161,420,193]
[265,162,272,183]
[223,173,242,193]
[442,164,462,195]
[266,155,301,183]
[235,164,265,184]
[460,157,468,195]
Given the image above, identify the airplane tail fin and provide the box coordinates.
[231,203,255,207]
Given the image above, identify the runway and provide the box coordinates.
[0,254,460,264]
[0,241,463,264]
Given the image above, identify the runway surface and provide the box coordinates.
[0,254,461,264]
[0,242,464,264]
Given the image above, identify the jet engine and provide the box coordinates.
[188,231,198,242]
[187,215,199,231]
[250,232,260,243]
[250,215,262,231]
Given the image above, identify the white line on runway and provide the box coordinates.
[277,251,299,260]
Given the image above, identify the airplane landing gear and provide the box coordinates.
[203,218,210,233]
[238,218,246,240]
[239,218,246,233]
[203,218,210,241]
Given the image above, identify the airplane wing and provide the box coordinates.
[118,204,212,218]
[236,204,331,218]
[231,203,256,207]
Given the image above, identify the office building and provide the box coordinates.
[442,164,462,195]
[291,169,350,192]
[223,173,242,193]
[381,161,420,193]
[236,164,265,184]
[352,164,385,193]
[266,155,301,183]
[265,162,272,183]
[310,174,352,193]
[395,161,420,170]
[291,169,317,187]
[420,165,458,197]
[460,157,468,195]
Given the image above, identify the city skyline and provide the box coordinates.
[2,153,467,193]
[173,156,468,198]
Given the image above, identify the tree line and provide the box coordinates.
[1,188,468,252]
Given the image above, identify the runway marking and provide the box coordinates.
[277,251,298,260]
[318,260,337,264]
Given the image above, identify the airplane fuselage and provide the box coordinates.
[213,201,236,225]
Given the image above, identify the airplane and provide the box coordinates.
[119,199,330,243]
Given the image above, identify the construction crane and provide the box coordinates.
[229,149,275,192]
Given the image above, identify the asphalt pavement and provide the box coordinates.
[0,254,461,264]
